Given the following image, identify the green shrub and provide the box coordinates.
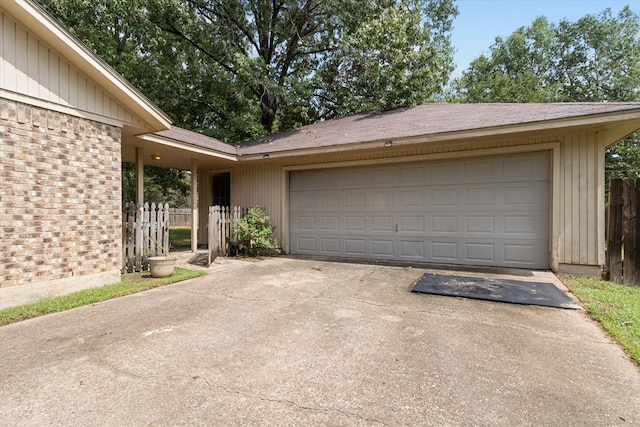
[232,207,280,256]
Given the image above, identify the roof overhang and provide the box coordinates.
[119,104,640,168]
[237,106,640,161]
[3,0,171,132]
[139,133,238,162]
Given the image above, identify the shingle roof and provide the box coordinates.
[153,126,237,155]
[154,103,640,158]
[238,103,640,155]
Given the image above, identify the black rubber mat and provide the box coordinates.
[411,272,580,309]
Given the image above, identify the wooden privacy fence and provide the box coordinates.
[169,208,191,227]
[122,202,170,273]
[208,206,247,265]
[606,178,640,285]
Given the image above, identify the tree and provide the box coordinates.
[39,0,458,204]
[451,6,640,179]
[121,164,191,206]
[40,0,458,138]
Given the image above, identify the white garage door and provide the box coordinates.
[289,151,550,269]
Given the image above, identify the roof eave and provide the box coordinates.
[4,0,171,132]
[139,134,239,162]
[238,108,640,160]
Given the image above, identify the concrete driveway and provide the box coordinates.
[1,257,639,426]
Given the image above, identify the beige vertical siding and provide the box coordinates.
[231,163,286,242]
[556,129,604,270]
[1,11,146,128]
[223,129,605,272]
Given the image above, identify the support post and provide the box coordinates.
[191,159,199,252]
[135,147,144,205]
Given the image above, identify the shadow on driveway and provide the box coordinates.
[1,257,638,425]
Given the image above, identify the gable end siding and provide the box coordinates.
[1,11,150,129]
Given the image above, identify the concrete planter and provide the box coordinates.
[148,256,177,278]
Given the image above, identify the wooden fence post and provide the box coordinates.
[608,179,624,283]
[623,179,638,285]
[637,179,640,285]
[208,206,216,265]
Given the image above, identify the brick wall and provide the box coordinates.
[0,99,122,288]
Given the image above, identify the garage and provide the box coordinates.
[289,151,550,269]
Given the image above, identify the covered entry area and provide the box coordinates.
[289,151,550,269]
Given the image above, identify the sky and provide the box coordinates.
[451,0,637,78]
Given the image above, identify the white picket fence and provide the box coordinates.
[208,206,247,265]
[122,202,170,273]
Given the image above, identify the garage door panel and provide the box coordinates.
[465,160,497,180]
[399,240,425,258]
[320,216,340,231]
[345,191,366,208]
[370,191,394,208]
[467,187,496,206]
[399,165,427,184]
[504,214,548,236]
[431,241,459,262]
[465,242,496,263]
[503,242,539,266]
[295,215,315,230]
[320,238,340,254]
[466,216,495,234]
[320,192,340,209]
[400,190,425,207]
[432,189,459,207]
[345,239,366,255]
[290,192,316,209]
[504,184,547,207]
[400,216,425,232]
[371,216,394,232]
[295,236,316,252]
[371,239,394,256]
[345,216,366,231]
[431,216,459,233]
[432,163,459,182]
[290,151,550,269]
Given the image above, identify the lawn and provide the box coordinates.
[561,275,640,365]
[0,268,205,326]
[170,227,191,248]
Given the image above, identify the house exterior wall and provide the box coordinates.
[212,128,606,275]
[0,99,122,305]
[1,10,148,129]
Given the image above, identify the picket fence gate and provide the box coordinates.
[606,178,640,285]
[122,202,170,273]
[208,206,247,265]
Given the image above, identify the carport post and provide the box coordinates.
[135,147,144,204]
[191,159,198,252]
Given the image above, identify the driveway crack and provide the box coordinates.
[194,375,389,425]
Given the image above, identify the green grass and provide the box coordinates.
[170,227,191,246]
[561,275,640,365]
[0,268,205,326]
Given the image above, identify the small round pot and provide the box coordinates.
[148,256,177,278]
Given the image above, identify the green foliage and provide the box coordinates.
[562,275,640,365]
[452,7,640,103]
[606,133,640,180]
[450,6,640,179]
[315,0,457,117]
[232,207,280,256]
[121,163,191,207]
[0,268,205,326]
[38,0,458,138]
